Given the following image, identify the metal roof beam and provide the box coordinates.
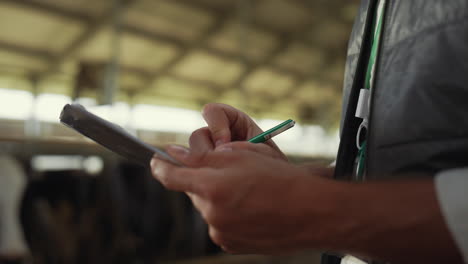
[37,0,139,80]
[172,0,281,35]
[0,40,54,60]
[0,0,317,92]
[138,6,232,91]
[0,0,312,80]
[119,65,223,93]
[231,34,291,90]
[123,25,307,78]
[0,0,91,21]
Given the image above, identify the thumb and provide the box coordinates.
[202,104,233,147]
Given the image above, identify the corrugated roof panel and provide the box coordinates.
[243,68,295,97]
[189,0,236,9]
[119,73,147,90]
[172,51,243,86]
[253,0,311,32]
[29,0,112,17]
[292,81,338,105]
[132,92,201,110]
[78,30,179,71]
[120,33,179,71]
[208,20,278,61]
[77,28,113,61]
[262,99,299,120]
[125,0,214,42]
[305,21,350,49]
[273,42,324,75]
[0,50,47,72]
[149,77,216,101]
[216,89,247,110]
[0,74,33,91]
[0,3,84,53]
[37,75,73,95]
[0,0,354,128]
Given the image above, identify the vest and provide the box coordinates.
[336,0,468,180]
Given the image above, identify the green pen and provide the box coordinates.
[248,119,296,143]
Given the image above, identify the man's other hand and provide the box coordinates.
[190,103,286,160]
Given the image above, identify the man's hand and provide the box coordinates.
[150,145,464,263]
[150,145,336,254]
[189,103,286,160]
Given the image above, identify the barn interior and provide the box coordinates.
[0,0,359,263]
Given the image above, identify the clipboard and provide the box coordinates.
[59,104,182,167]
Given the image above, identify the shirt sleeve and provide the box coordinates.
[435,168,468,263]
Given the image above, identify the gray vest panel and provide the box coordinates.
[340,0,468,179]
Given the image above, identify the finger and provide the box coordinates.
[150,157,206,193]
[166,144,236,168]
[189,127,214,153]
[216,141,284,159]
[202,103,241,146]
[164,145,191,165]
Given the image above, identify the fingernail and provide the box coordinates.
[150,157,157,169]
[153,164,162,179]
[167,145,189,159]
[150,158,161,178]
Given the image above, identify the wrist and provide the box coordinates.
[287,170,350,251]
[315,180,463,264]
[290,176,376,254]
[285,170,462,263]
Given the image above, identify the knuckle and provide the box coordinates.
[178,150,204,167]
[157,172,172,188]
[204,184,227,203]
[189,127,209,146]
[203,204,227,229]
[209,228,228,247]
[187,151,207,167]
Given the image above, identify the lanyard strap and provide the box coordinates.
[356,0,386,179]
[364,1,385,91]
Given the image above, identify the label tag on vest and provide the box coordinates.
[355,88,370,120]
[341,255,368,264]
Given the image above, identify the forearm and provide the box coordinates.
[318,179,463,264]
